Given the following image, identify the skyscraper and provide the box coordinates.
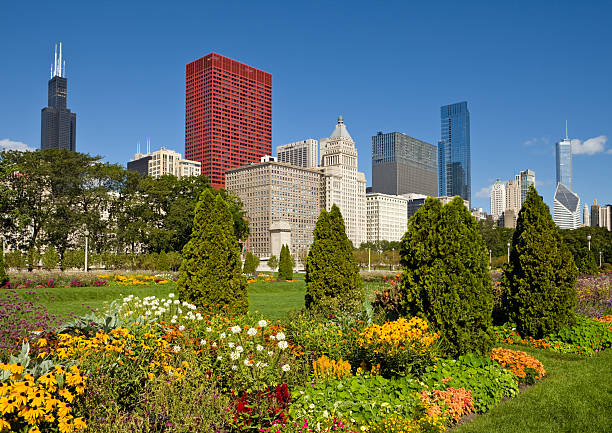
[320,116,367,247]
[438,102,471,205]
[555,126,573,191]
[371,132,437,196]
[583,204,590,227]
[185,53,272,188]
[518,169,535,204]
[41,43,77,151]
[505,179,521,216]
[553,183,580,229]
[277,139,318,168]
[490,179,506,221]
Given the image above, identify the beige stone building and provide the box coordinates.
[366,193,408,243]
[320,116,367,247]
[225,160,322,258]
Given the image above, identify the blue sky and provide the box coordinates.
[1,0,611,212]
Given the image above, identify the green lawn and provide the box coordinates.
[453,344,612,433]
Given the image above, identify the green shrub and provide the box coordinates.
[156,251,170,271]
[548,315,612,355]
[501,185,578,338]
[277,244,293,280]
[243,251,260,275]
[305,205,363,315]
[400,197,494,357]
[63,249,85,269]
[575,247,599,275]
[177,190,248,314]
[0,251,7,285]
[421,352,518,412]
[166,251,182,271]
[41,246,59,270]
[267,255,278,271]
[4,250,26,270]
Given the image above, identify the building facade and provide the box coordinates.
[366,193,408,243]
[490,179,506,221]
[225,160,322,258]
[320,116,367,247]
[402,193,428,220]
[505,179,521,216]
[371,132,437,196]
[518,169,535,205]
[128,146,201,178]
[185,53,272,188]
[276,139,318,168]
[41,43,76,151]
[556,135,573,191]
[438,102,471,205]
[553,182,580,229]
[583,204,590,227]
[600,205,612,231]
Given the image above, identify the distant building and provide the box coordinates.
[471,208,488,221]
[490,179,506,221]
[599,205,611,231]
[591,200,600,227]
[185,53,272,188]
[41,43,77,151]
[438,102,471,204]
[277,139,318,168]
[583,204,590,227]
[553,183,580,229]
[556,128,573,191]
[128,144,201,178]
[505,179,521,216]
[402,193,428,220]
[225,160,322,258]
[518,169,535,205]
[371,131,437,196]
[366,193,408,243]
[320,116,367,248]
[437,196,470,209]
[503,209,517,229]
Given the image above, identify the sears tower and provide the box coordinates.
[41,43,76,151]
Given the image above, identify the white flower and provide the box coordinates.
[281,364,290,372]
[230,352,240,361]
[323,410,329,418]
[173,345,181,353]
[278,341,288,350]
[178,308,183,314]
[228,342,235,348]
[219,333,226,339]
[178,325,185,331]
[200,339,206,345]
[275,332,285,341]
[169,293,175,298]
[231,365,237,370]
[309,403,315,409]
[268,351,274,356]
[171,318,177,324]
[360,427,366,432]
[258,319,267,328]
[270,335,276,340]
[212,342,217,347]
[235,345,244,353]
[206,327,212,332]
[259,362,268,369]
[174,300,180,305]
[244,359,253,366]
[231,325,241,334]
[256,345,264,352]
[247,327,257,337]
[217,356,222,361]
[172,315,178,320]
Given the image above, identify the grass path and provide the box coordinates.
[454,344,612,433]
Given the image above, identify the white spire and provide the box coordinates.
[53,44,58,77]
[58,43,62,77]
[51,42,66,78]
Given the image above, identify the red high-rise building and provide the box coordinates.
[185,53,272,188]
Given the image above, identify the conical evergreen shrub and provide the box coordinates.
[401,196,494,357]
[277,244,293,280]
[177,190,248,314]
[0,251,8,285]
[156,251,170,272]
[305,204,363,314]
[501,185,578,338]
[243,251,260,275]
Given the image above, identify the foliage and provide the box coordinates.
[421,353,518,412]
[0,252,7,286]
[358,317,439,377]
[400,196,494,357]
[177,190,248,314]
[371,273,404,321]
[560,226,612,270]
[575,273,612,318]
[278,244,294,281]
[243,251,260,275]
[477,219,515,258]
[42,246,60,270]
[501,185,578,338]
[489,347,545,384]
[156,250,170,271]
[305,205,363,315]
[268,255,279,271]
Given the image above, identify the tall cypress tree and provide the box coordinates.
[401,197,494,357]
[277,244,293,280]
[177,190,248,314]
[501,185,578,337]
[0,251,8,286]
[305,204,363,314]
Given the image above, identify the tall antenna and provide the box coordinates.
[565,120,568,141]
[137,141,140,154]
[63,60,66,77]
[53,44,57,77]
[58,43,62,77]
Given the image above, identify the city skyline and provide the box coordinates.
[1,1,611,212]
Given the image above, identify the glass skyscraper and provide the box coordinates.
[438,102,471,205]
[555,137,572,191]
